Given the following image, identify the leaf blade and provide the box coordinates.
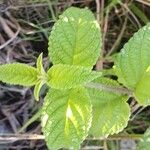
[134,66,150,106]
[87,77,130,137]
[34,53,47,101]
[41,87,92,149]
[114,24,150,89]
[47,64,101,89]
[0,63,38,86]
[48,7,102,68]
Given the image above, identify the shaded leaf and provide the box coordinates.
[135,66,150,106]
[87,77,130,137]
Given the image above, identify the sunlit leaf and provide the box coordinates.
[0,63,38,86]
[41,87,92,149]
[48,7,102,68]
[47,64,101,89]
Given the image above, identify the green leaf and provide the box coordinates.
[47,64,101,89]
[34,53,47,101]
[34,81,44,101]
[36,53,46,75]
[41,87,92,149]
[134,66,150,106]
[137,127,150,150]
[114,24,150,90]
[0,63,38,86]
[87,77,130,137]
[48,7,102,68]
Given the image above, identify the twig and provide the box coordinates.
[0,16,14,38]
[129,3,150,24]
[95,0,106,70]
[0,85,27,93]
[131,106,145,121]
[82,146,104,150]
[0,133,143,141]
[47,0,57,21]
[95,0,102,70]
[103,140,108,150]
[0,33,12,52]
[102,9,109,54]
[0,15,20,50]
[106,15,128,56]
[6,0,94,10]
[0,134,44,141]
[135,0,150,7]
[95,0,100,23]
[0,28,20,50]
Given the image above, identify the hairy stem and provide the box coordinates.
[86,82,132,96]
[87,134,143,141]
[18,109,42,133]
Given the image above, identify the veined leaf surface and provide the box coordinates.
[34,53,47,101]
[0,63,38,86]
[47,64,101,89]
[41,87,92,149]
[114,24,150,105]
[48,7,101,68]
[135,66,150,106]
[87,77,130,137]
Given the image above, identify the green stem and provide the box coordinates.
[18,108,42,133]
[86,82,132,96]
